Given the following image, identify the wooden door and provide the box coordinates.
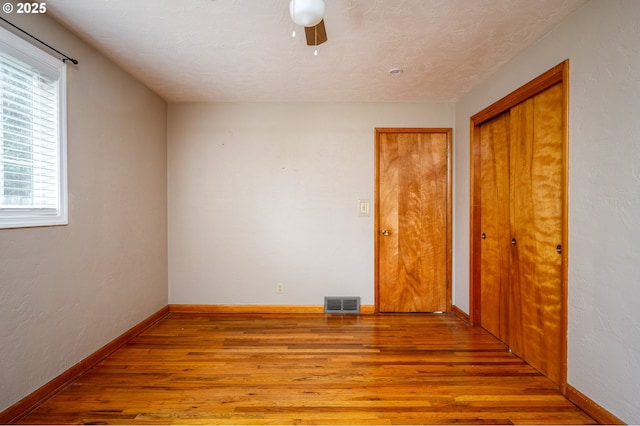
[508,83,564,384]
[376,129,451,313]
[479,112,511,342]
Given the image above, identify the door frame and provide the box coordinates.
[469,60,569,389]
[374,128,453,314]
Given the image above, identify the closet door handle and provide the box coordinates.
[511,238,517,246]
[556,244,562,254]
[481,233,486,240]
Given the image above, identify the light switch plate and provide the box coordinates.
[358,199,370,217]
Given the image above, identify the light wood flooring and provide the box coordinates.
[17,313,596,425]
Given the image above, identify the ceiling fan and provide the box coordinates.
[289,0,328,46]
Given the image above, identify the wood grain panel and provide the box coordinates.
[16,313,596,425]
[378,132,400,311]
[470,124,483,324]
[509,83,564,384]
[479,112,511,342]
[378,132,448,312]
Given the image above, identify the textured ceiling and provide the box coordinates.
[46,0,586,103]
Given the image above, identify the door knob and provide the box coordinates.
[381,229,390,236]
[511,238,517,246]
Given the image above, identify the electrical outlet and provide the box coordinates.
[276,282,284,294]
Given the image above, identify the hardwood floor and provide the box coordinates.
[17,313,596,425]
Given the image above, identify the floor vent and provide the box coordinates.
[324,297,361,314]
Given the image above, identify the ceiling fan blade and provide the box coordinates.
[305,19,327,46]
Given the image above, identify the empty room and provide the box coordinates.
[0,0,638,424]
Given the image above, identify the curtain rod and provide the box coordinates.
[0,16,78,64]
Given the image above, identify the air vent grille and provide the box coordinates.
[324,297,360,314]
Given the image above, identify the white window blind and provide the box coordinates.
[0,26,67,229]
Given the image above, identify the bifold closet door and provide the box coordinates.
[479,112,511,342]
[508,82,564,385]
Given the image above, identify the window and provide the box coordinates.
[0,26,67,229]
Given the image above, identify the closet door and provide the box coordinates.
[508,83,564,384]
[472,61,568,388]
[479,112,511,342]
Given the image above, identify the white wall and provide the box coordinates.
[453,0,640,422]
[0,9,168,412]
[168,103,454,306]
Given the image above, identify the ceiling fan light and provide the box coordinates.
[289,0,325,27]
